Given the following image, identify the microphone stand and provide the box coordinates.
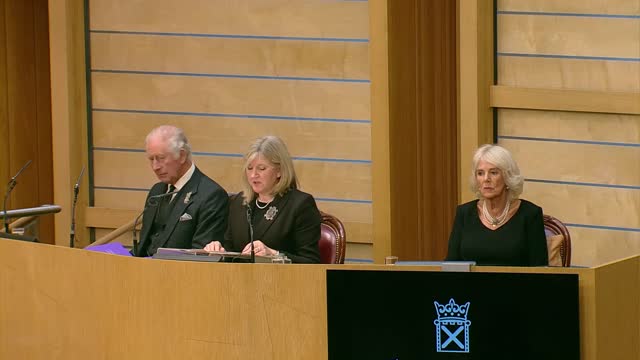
[3,160,32,233]
[132,211,145,256]
[246,205,255,263]
[132,189,178,256]
[69,166,85,248]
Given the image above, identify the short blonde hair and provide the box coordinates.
[240,136,298,204]
[469,144,524,200]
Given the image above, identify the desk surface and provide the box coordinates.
[0,240,637,360]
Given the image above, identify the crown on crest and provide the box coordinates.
[434,298,470,321]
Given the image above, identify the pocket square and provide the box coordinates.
[179,213,193,221]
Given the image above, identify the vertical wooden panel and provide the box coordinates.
[1,0,53,243]
[6,0,39,211]
[370,0,392,263]
[384,0,458,261]
[0,0,9,190]
[34,0,54,243]
[49,0,88,246]
[458,0,495,203]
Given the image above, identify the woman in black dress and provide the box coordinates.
[204,135,321,263]
[446,144,548,266]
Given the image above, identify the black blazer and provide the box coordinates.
[135,167,229,256]
[223,189,321,263]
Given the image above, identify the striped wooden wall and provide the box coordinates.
[87,0,372,258]
[495,0,640,266]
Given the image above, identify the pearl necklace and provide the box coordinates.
[255,198,272,210]
[482,199,510,227]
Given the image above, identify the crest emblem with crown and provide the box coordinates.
[433,298,471,353]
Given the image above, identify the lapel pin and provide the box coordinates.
[184,192,192,204]
[264,206,278,221]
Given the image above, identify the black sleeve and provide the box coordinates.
[282,195,321,264]
[445,205,464,261]
[190,187,229,249]
[527,205,549,266]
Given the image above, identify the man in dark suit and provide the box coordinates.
[133,125,228,257]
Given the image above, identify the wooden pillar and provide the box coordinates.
[371,0,458,262]
[0,0,54,243]
[48,0,89,246]
[458,0,494,203]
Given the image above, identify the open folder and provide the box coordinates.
[153,248,275,263]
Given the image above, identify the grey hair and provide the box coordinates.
[145,125,192,161]
[240,135,298,204]
[469,144,524,200]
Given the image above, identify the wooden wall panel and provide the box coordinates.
[498,57,640,92]
[88,0,372,253]
[501,139,640,186]
[384,0,458,261]
[92,151,371,203]
[89,0,369,38]
[496,2,640,266]
[90,33,370,80]
[0,0,8,190]
[498,0,640,14]
[6,0,40,211]
[522,182,639,231]
[500,109,640,143]
[499,16,639,58]
[91,73,370,120]
[1,0,53,243]
[92,112,371,161]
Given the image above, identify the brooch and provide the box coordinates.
[264,206,278,221]
[184,192,192,204]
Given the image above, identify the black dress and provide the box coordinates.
[445,199,548,266]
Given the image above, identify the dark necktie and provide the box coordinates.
[157,184,176,221]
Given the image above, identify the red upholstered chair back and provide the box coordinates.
[319,211,346,264]
[543,214,572,267]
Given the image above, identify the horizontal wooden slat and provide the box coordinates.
[344,243,373,260]
[498,15,639,58]
[498,0,640,14]
[92,151,372,201]
[89,0,369,38]
[565,226,640,267]
[491,85,640,115]
[85,206,139,229]
[86,206,372,244]
[91,72,370,120]
[522,182,640,230]
[91,111,371,161]
[499,109,640,144]
[90,33,370,80]
[500,138,640,186]
[498,57,640,93]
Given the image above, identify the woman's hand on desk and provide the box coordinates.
[204,241,225,252]
[242,240,277,256]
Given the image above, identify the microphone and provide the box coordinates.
[132,189,179,256]
[3,160,32,233]
[69,166,85,248]
[246,204,255,263]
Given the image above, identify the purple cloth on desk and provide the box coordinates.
[85,242,132,256]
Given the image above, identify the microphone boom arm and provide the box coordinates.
[3,160,33,232]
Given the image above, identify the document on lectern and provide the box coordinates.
[153,248,274,263]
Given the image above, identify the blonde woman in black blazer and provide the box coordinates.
[204,136,321,263]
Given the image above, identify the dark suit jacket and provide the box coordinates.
[134,167,229,256]
[223,189,321,263]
